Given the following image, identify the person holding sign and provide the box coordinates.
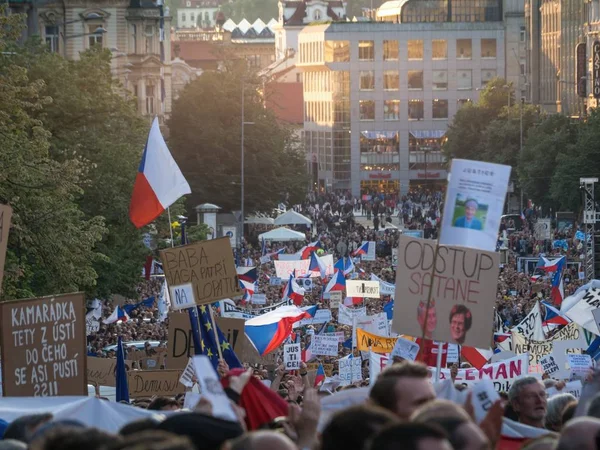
[417,300,437,340]
[453,198,483,231]
[449,305,472,345]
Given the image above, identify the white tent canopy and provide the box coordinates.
[274,210,312,226]
[258,227,306,242]
[245,215,275,225]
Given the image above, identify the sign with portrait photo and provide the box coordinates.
[392,235,500,349]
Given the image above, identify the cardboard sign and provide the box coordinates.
[356,328,397,354]
[159,238,241,308]
[193,355,237,421]
[274,255,334,278]
[283,343,301,370]
[534,219,551,240]
[329,291,342,309]
[392,236,500,349]
[167,312,196,370]
[540,355,560,377]
[0,204,12,292]
[87,357,134,387]
[0,292,87,397]
[339,356,362,385]
[389,337,420,361]
[128,370,185,398]
[346,280,380,298]
[440,159,511,252]
[311,335,339,357]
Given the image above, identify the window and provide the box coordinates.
[182,12,186,22]
[359,100,375,120]
[408,70,423,90]
[130,24,137,53]
[314,9,321,20]
[360,71,375,90]
[247,55,261,67]
[481,69,496,86]
[204,11,209,22]
[190,13,195,23]
[88,25,103,48]
[384,100,400,121]
[145,25,154,54]
[146,84,155,115]
[359,41,374,61]
[432,40,447,59]
[458,99,472,108]
[457,70,472,89]
[432,99,448,119]
[456,39,471,59]
[481,39,496,58]
[432,70,447,90]
[383,40,398,60]
[408,40,423,60]
[360,131,399,171]
[520,26,526,42]
[408,100,424,120]
[383,70,399,90]
[520,63,526,75]
[324,41,350,62]
[45,25,59,53]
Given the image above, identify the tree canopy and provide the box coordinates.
[167,67,308,215]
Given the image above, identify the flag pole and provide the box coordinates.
[208,306,223,360]
[167,207,175,248]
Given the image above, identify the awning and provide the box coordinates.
[376,0,409,17]
[361,131,398,140]
[409,130,446,139]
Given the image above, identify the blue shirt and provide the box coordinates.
[454,216,483,230]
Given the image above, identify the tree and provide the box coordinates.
[168,67,308,215]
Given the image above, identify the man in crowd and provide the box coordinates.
[508,377,548,429]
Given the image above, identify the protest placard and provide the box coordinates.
[534,219,551,240]
[539,355,560,377]
[295,278,313,291]
[346,280,380,299]
[179,358,196,388]
[128,370,185,398]
[360,242,376,261]
[296,309,333,327]
[167,312,195,370]
[447,344,460,363]
[269,277,282,286]
[329,291,342,309]
[251,294,266,305]
[312,335,339,357]
[561,286,600,334]
[547,380,583,399]
[440,159,511,252]
[87,357,133,387]
[392,235,500,349]
[356,329,397,354]
[274,255,334,278]
[0,293,87,397]
[371,274,395,296]
[471,380,500,424]
[323,331,346,343]
[339,356,362,385]
[86,316,100,335]
[511,301,545,341]
[338,304,367,326]
[567,354,593,380]
[159,238,240,309]
[283,343,301,370]
[0,204,12,292]
[389,337,420,361]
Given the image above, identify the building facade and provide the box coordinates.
[298,20,507,195]
[177,0,221,29]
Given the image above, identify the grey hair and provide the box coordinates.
[508,376,543,404]
[545,393,577,430]
[543,379,556,389]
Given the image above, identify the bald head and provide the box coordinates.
[224,431,296,450]
[557,417,600,450]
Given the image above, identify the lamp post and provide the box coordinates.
[240,79,254,251]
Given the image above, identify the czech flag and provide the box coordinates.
[314,364,326,387]
[103,306,129,325]
[237,267,258,284]
[309,252,328,278]
[353,241,370,257]
[334,257,355,276]
[344,296,362,306]
[300,241,321,259]
[283,273,305,306]
[129,117,191,228]
[324,270,345,293]
[245,305,314,355]
[541,300,570,326]
[460,346,493,370]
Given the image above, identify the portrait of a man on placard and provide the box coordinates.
[452,196,486,231]
[417,299,437,340]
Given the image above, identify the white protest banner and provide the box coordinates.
[329,291,342,309]
[323,331,346,343]
[251,294,266,305]
[471,380,500,424]
[278,254,302,261]
[370,274,395,296]
[338,304,367,326]
[192,356,237,421]
[219,301,256,320]
[311,335,339,357]
[567,354,593,380]
[393,235,500,348]
[86,316,100,335]
[539,355,560,377]
[179,358,196,388]
[360,241,376,261]
[440,159,511,252]
[369,351,389,383]
[346,280,380,299]
[390,337,420,361]
[296,309,333,327]
[274,255,334,279]
[547,380,583,399]
[560,281,600,334]
[339,356,362,386]
[438,354,529,392]
[511,301,545,341]
[283,344,301,371]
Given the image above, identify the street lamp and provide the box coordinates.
[240,79,254,251]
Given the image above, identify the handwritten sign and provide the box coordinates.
[338,304,367,326]
[284,343,301,370]
[167,312,195,370]
[87,357,133,387]
[159,238,240,308]
[539,355,560,377]
[274,255,334,279]
[329,291,342,309]
[0,293,87,397]
[193,356,237,421]
[0,204,12,291]
[392,236,500,349]
[567,354,593,380]
[390,337,420,361]
[311,335,339,357]
[339,356,362,385]
[346,280,380,298]
[128,370,185,398]
[356,328,397,354]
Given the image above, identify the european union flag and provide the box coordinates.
[122,297,155,315]
[195,304,242,371]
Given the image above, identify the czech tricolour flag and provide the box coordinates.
[324,270,345,293]
[541,300,570,326]
[309,252,328,278]
[129,117,191,228]
[103,306,129,325]
[300,241,321,259]
[538,256,566,305]
[245,305,314,355]
[314,363,326,387]
[353,241,370,257]
[283,273,305,305]
[334,257,355,276]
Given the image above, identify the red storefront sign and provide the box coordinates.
[368,173,392,179]
[417,172,441,179]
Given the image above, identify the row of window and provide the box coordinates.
[358,69,495,91]
[300,38,497,64]
[180,11,217,23]
[304,98,472,123]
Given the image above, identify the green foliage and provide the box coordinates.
[168,67,308,215]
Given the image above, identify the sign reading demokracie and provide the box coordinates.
[392,235,500,349]
[159,238,241,309]
[0,293,87,397]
